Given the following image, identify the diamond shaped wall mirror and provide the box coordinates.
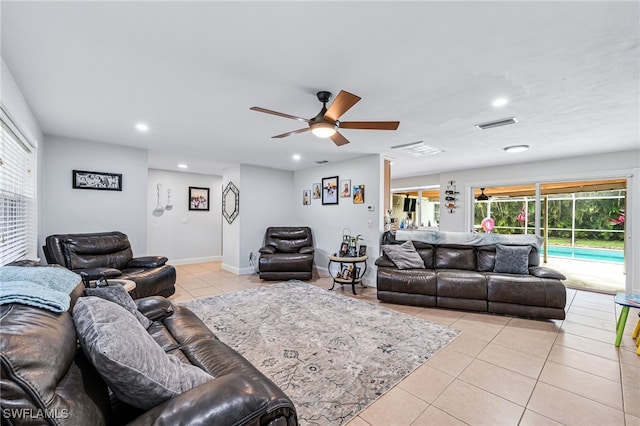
[222,181,239,224]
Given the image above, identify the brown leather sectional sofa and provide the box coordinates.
[0,280,298,425]
[43,231,176,299]
[376,231,567,319]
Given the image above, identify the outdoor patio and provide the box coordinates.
[544,257,626,294]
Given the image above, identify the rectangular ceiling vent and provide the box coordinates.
[475,117,518,130]
[391,141,443,156]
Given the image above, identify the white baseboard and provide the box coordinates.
[169,255,222,266]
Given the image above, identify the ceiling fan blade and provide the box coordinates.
[250,107,310,123]
[329,131,350,146]
[324,90,361,121]
[272,128,310,138]
[339,121,400,130]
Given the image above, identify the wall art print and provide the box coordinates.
[312,183,321,199]
[353,184,365,204]
[340,179,351,198]
[72,170,122,191]
[322,176,339,205]
[303,190,311,205]
[189,186,210,211]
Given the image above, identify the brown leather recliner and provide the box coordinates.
[259,227,314,281]
[0,282,298,426]
[43,231,176,299]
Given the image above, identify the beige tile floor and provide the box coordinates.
[168,262,640,426]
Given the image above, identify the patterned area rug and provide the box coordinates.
[182,281,460,426]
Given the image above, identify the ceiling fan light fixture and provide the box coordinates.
[477,187,489,201]
[310,121,337,138]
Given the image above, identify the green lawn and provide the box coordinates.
[546,237,625,250]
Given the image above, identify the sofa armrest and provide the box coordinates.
[72,267,122,281]
[135,296,174,321]
[299,246,314,255]
[126,256,168,268]
[259,246,276,254]
[128,374,286,426]
[529,266,566,280]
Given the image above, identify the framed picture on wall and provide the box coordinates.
[303,190,311,205]
[312,183,321,199]
[353,184,365,204]
[340,179,351,198]
[189,186,210,211]
[322,176,339,205]
[72,170,122,191]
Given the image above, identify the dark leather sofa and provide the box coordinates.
[376,231,567,319]
[43,231,176,299]
[0,281,298,426]
[259,227,314,281]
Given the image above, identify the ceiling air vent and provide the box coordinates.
[391,141,443,156]
[475,117,518,130]
[315,160,329,164]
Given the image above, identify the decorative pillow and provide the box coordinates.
[381,240,426,269]
[493,245,531,275]
[85,284,152,329]
[73,297,213,409]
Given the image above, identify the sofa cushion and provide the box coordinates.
[381,240,426,269]
[85,284,152,329]
[73,297,213,410]
[494,245,531,275]
[434,246,476,270]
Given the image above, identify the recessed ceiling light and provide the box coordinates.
[292,154,301,161]
[135,123,149,132]
[504,145,530,153]
[177,163,188,169]
[492,98,508,107]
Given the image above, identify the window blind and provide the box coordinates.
[0,112,36,265]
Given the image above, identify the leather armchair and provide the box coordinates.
[43,231,176,299]
[259,227,314,281]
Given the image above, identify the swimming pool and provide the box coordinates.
[545,245,624,263]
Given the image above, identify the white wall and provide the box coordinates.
[222,165,241,273]
[294,154,384,286]
[147,169,222,264]
[40,136,148,255]
[238,164,295,274]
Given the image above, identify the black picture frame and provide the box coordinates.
[189,186,210,211]
[358,245,367,257]
[72,170,122,191]
[322,176,339,205]
[339,242,348,257]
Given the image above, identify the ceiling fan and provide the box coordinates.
[250,90,400,146]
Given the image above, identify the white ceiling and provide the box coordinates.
[2,1,638,179]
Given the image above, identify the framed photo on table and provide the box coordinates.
[339,242,348,257]
[322,176,339,205]
[358,245,367,257]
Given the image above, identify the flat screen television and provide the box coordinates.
[403,198,416,212]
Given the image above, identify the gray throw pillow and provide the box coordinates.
[381,240,426,269]
[85,284,152,329]
[494,245,531,275]
[73,297,213,410]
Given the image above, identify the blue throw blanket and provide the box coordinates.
[0,266,81,313]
